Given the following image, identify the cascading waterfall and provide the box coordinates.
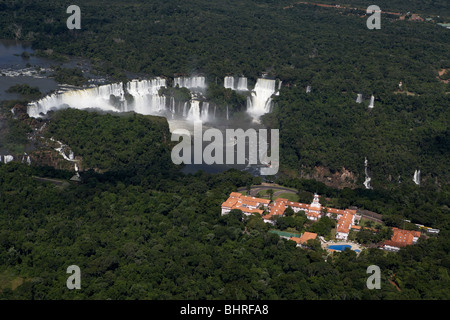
[368,95,375,109]
[183,102,188,117]
[413,170,421,185]
[28,79,168,117]
[21,154,31,165]
[169,97,176,118]
[1,155,14,164]
[201,102,210,122]
[306,86,312,93]
[54,140,77,162]
[187,99,202,122]
[224,76,248,91]
[356,94,363,103]
[174,76,206,90]
[237,77,248,91]
[27,74,281,123]
[247,78,277,118]
[126,78,167,114]
[363,157,373,189]
[224,76,235,90]
[28,82,125,117]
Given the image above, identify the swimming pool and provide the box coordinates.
[328,244,352,251]
[327,245,361,253]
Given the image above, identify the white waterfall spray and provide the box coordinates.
[201,102,210,122]
[28,79,168,117]
[174,76,206,90]
[21,154,31,165]
[1,155,14,164]
[27,74,281,123]
[368,95,375,109]
[356,94,363,103]
[224,76,235,90]
[126,78,167,114]
[413,170,421,185]
[247,78,277,118]
[363,157,373,189]
[28,83,125,117]
[183,102,188,117]
[224,76,248,91]
[237,77,248,91]
[187,99,202,122]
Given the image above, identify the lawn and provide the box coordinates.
[277,192,299,202]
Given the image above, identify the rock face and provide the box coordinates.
[298,166,358,189]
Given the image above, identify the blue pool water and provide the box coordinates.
[327,245,352,251]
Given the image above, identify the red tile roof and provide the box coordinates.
[385,228,421,247]
[337,212,354,234]
[298,232,318,244]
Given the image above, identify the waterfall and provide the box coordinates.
[21,154,31,165]
[187,99,202,122]
[368,95,375,109]
[237,77,248,91]
[126,78,167,114]
[54,141,77,162]
[363,157,373,189]
[201,102,210,122]
[2,155,14,164]
[413,170,421,185]
[224,76,235,90]
[27,83,124,117]
[170,97,176,119]
[356,94,363,103]
[174,76,206,90]
[28,78,167,117]
[226,105,229,120]
[224,76,248,91]
[247,78,276,118]
[27,74,278,122]
[306,86,311,93]
[183,102,188,117]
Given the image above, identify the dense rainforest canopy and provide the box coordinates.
[0,109,449,299]
[0,0,449,300]
[0,0,448,183]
